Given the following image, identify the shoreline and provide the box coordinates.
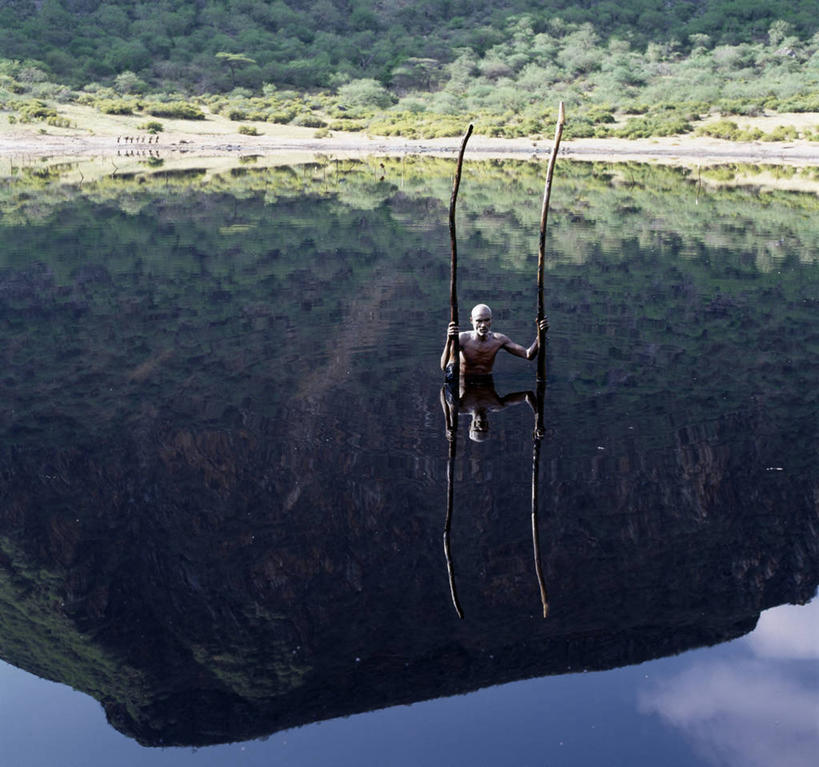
[2,129,818,166]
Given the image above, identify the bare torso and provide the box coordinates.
[441,312,545,375]
[457,331,513,375]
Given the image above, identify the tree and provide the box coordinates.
[768,20,794,47]
[337,78,393,109]
[114,70,147,95]
[390,57,442,93]
[216,51,257,87]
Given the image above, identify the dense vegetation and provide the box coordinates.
[1,1,816,90]
[0,2,817,139]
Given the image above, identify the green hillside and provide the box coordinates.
[1,2,817,141]
[1,0,816,90]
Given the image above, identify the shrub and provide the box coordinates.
[314,128,331,138]
[695,120,764,141]
[717,99,766,116]
[114,71,147,95]
[564,119,596,138]
[45,115,73,128]
[237,124,259,136]
[585,106,615,124]
[615,113,692,138]
[18,100,58,122]
[396,98,427,114]
[18,66,49,84]
[227,108,248,121]
[96,99,135,115]
[268,109,297,124]
[777,95,819,113]
[337,78,394,109]
[144,101,205,119]
[30,82,71,101]
[292,114,327,128]
[328,120,365,132]
[740,127,764,141]
[138,120,164,133]
[762,125,799,142]
[696,119,740,140]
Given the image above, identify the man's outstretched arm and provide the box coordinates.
[502,318,550,360]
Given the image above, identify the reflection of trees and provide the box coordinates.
[2,160,818,266]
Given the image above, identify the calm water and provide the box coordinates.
[0,156,817,766]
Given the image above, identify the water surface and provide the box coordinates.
[0,156,816,765]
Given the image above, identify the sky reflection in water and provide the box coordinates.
[640,600,819,767]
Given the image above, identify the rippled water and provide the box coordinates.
[0,156,816,766]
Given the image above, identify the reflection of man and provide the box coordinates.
[441,304,548,379]
[441,377,535,442]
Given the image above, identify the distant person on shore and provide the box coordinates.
[441,304,548,380]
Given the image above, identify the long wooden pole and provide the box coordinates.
[531,379,548,618]
[448,124,473,378]
[444,417,464,619]
[536,103,565,382]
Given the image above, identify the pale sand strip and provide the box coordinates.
[1,129,818,166]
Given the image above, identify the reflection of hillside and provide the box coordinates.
[0,163,816,746]
[0,385,816,746]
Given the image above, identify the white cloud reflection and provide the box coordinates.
[639,599,819,767]
[746,600,819,660]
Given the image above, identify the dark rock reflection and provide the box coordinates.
[1,361,814,747]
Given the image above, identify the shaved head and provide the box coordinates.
[470,304,493,338]
[470,304,492,320]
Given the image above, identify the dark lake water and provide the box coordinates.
[0,155,817,766]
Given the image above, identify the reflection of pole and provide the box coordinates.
[443,388,464,619]
[537,103,565,382]
[448,124,473,383]
[531,380,548,618]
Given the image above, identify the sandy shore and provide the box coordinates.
[1,126,818,166]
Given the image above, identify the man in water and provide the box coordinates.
[441,304,548,379]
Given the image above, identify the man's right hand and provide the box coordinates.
[447,322,459,338]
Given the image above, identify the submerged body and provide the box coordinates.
[441,304,547,377]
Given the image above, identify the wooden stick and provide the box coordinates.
[536,103,565,382]
[442,388,464,619]
[531,380,548,618]
[448,124,473,376]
